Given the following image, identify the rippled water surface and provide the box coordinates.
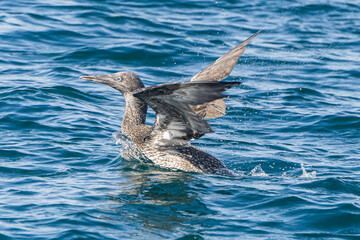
[1,0,360,239]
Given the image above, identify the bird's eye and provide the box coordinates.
[116,77,122,81]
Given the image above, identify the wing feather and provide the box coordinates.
[133,81,240,147]
[190,30,262,118]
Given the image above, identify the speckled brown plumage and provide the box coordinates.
[80,30,261,175]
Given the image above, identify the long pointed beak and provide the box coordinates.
[80,75,103,82]
[80,74,124,92]
[80,74,112,85]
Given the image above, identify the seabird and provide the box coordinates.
[80,30,261,175]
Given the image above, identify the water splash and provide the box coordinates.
[249,164,268,177]
[112,132,152,163]
[300,163,317,178]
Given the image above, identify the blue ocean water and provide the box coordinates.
[1,0,359,239]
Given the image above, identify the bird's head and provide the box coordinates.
[80,71,144,94]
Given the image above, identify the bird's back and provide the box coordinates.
[139,142,235,175]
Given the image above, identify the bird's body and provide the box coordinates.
[81,30,261,175]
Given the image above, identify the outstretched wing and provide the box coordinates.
[133,81,240,148]
[190,30,261,118]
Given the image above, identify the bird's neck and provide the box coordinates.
[121,93,147,136]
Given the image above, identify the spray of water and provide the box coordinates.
[112,132,152,163]
[300,163,317,178]
[249,164,268,177]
